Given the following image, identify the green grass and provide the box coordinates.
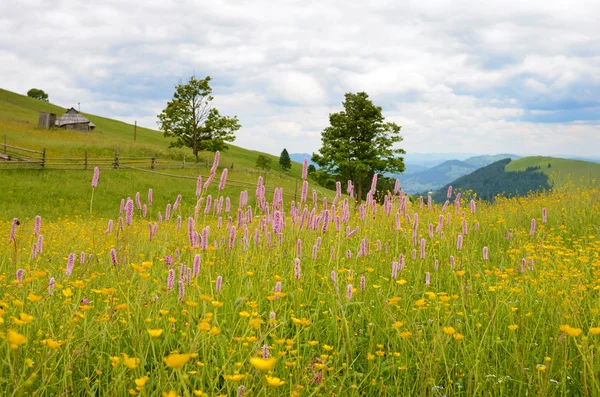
[0,88,309,178]
[0,88,329,221]
[506,156,600,187]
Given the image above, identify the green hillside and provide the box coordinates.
[505,156,600,187]
[463,153,521,167]
[0,88,330,220]
[0,88,308,176]
[430,158,551,202]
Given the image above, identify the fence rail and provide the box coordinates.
[0,138,277,176]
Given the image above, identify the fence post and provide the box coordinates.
[41,149,46,168]
[294,178,298,202]
[114,148,120,169]
[134,121,137,141]
[151,157,156,169]
[84,151,88,170]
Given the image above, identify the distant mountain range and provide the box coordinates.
[290,151,598,195]
[398,154,522,193]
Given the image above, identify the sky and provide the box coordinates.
[1,0,599,157]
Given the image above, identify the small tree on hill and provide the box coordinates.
[158,75,241,159]
[312,92,405,203]
[279,148,292,171]
[27,88,49,102]
[256,155,272,170]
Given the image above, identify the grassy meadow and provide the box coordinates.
[506,156,600,188]
[1,161,600,395]
[2,88,600,396]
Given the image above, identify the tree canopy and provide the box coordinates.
[312,92,405,202]
[27,88,48,102]
[279,148,291,171]
[158,75,241,158]
[256,154,272,170]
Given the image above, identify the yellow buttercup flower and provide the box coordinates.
[135,376,149,388]
[122,354,140,369]
[19,313,34,323]
[148,329,164,338]
[442,327,456,335]
[41,338,65,349]
[265,375,285,387]
[8,330,27,349]
[508,324,518,331]
[163,353,197,369]
[27,293,43,302]
[589,327,600,335]
[249,357,277,371]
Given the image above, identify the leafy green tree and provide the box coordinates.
[279,148,292,171]
[158,75,241,159]
[256,154,272,170]
[307,164,316,175]
[27,88,48,102]
[312,92,405,202]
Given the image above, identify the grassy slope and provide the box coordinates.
[0,88,329,220]
[0,88,309,177]
[506,156,600,187]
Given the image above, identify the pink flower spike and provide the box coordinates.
[91,167,99,188]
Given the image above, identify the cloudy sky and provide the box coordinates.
[1,0,599,156]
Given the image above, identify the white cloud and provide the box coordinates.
[0,0,599,156]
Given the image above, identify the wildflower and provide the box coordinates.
[135,376,149,389]
[453,333,464,340]
[66,253,75,276]
[392,321,403,329]
[8,330,27,349]
[442,327,456,335]
[91,167,99,188]
[163,353,196,369]
[294,258,301,280]
[346,284,353,300]
[122,354,140,369]
[302,158,308,180]
[560,325,582,337]
[13,269,26,287]
[148,329,164,338]
[110,248,118,266]
[537,365,546,372]
[216,276,223,292]
[590,327,600,335]
[508,324,518,331]
[250,357,277,371]
[265,375,285,387]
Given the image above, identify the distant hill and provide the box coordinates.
[0,88,328,187]
[463,153,521,167]
[505,156,600,187]
[289,153,315,167]
[430,158,551,202]
[399,160,478,193]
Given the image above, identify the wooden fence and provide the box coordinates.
[0,138,277,176]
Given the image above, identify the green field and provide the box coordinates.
[506,156,600,187]
[0,88,329,220]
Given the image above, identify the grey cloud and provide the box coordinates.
[1,0,599,156]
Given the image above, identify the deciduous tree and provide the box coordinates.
[158,76,241,159]
[312,92,405,202]
[27,88,48,102]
